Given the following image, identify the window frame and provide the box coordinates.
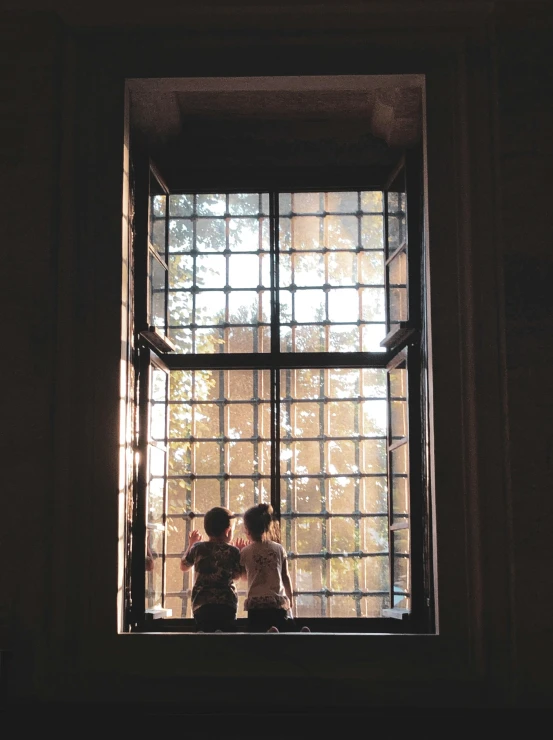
[126,146,432,634]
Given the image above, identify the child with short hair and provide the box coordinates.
[180,506,242,632]
[236,503,309,633]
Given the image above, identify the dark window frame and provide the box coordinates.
[126,146,434,634]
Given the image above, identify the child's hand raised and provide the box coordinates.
[189,530,202,546]
[234,537,248,551]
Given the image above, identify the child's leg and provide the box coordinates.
[194,604,237,632]
[247,608,289,633]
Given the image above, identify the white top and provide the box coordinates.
[240,540,291,611]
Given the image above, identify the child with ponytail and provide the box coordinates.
[236,503,309,633]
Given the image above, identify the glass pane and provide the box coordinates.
[390,287,408,323]
[362,555,389,591]
[166,514,185,555]
[294,558,323,591]
[196,327,225,354]
[362,323,387,352]
[145,526,164,611]
[293,325,325,353]
[195,291,226,325]
[168,291,192,328]
[196,218,226,251]
[359,251,384,285]
[150,194,166,257]
[228,193,260,216]
[294,252,324,286]
[361,287,385,322]
[229,217,266,251]
[294,289,325,322]
[390,443,408,475]
[169,218,193,252]
[362,400,387,436]
[152,367,167,402]
[293,368,323,399]
[149,255,166,329]
[292,216,321,250]
[360,439,387,474]
[329,596,357,617]
[295,595,323,617]
[194,478,222,512]
[227,326,254,353]
[360,595,390,617]
[169,194,193,217]
[228,254,259,288]
[193,403,220,438]
[291,477,323,513]
[330,556,357,591]
[168,478,190,514]
[326,215,358,250]
[328,251,356,286]
[227,291,259,323]
[228,479,255,515]
[328,368,359,398]
[328,477,355,514]
[328,288,358,322]
[148,472,165,524]
[362,368,387,397]
[151,402,166,442]
[328,325,358,352]
[360,477,387,514]
[195,442,222,475]
[393,529,410,608]
[294,517,324,554]
[328,440,356,474]
[361,215,384,249]
[197,193,226,216]
[326,191,358,213]
[327,401,356,436]
[361,191,383,212]
[294,192,323,214]
[169,254,193,289]
[391,475,409,521]
[363,516,389,553]
[387,189,406,256]
[389,248,407,284]
[330,516,356,553]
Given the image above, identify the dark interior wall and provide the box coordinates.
[495,7,553,706]
[1,1,552,711]
[0,12,63,699]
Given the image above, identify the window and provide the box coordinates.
[127,149,431,633]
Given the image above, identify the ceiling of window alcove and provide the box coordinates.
[128,75,424,189]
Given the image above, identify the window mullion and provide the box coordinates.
[270,191,281,519]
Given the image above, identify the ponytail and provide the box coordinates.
[244,503,281,543]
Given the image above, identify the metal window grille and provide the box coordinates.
[134,173,423,627]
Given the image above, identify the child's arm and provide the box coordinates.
[233,538,249,580]
[282,557,293,613]
[180,529,202,572]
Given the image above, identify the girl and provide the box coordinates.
[237,503,309,633]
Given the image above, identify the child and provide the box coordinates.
[237,503,309,633]
[180,506,242,632]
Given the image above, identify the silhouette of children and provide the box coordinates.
[180,506,242,632]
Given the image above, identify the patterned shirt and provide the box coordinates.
[184,541,242,613]
[240,540,291,611]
